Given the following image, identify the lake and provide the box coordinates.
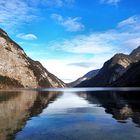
[0,88,140,140]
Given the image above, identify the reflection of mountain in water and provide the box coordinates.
[0,91,61,140]
[80,91,140,126]
[1,90,140,140]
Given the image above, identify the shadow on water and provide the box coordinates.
[0,91,19,102]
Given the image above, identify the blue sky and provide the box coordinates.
[0,0,140,82]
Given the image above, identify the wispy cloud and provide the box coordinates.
[0,0,37,30]
[51,14,85,32]
[49,15,140,55]
[117,15,140,48]
[44,15,140,82]
[0,0,76,30]
[67,62,95,68]
[49,33,116,54]
[16,33,38,40]
[100,0,121,5]
[117,16,140,30]
[42,0,75,7]
[18,15,140,82]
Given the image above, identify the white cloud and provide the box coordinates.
[48,32,125,55]
[49,33,117,54]
[16,33,38,40]
[42,15,140,82]
[0,0,37,30]
[49,15,140,55]
[17,15,140,83]
[100,0,121,5]
[0,0,76,29]
[116,15,140,49]
[122,38,140,49]
[22,15,140,83]
[0,0,76,31]
[118,16,138,27]
[39,0,75,7]
[51,14,85,32]
[117,16,140,30]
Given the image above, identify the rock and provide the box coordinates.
[112,60,140,87]
[76,46,140,87]
[0,28,65,88]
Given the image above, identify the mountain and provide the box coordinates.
[76,46,140,87]
[112,60,140,87]
[0,28,65,88]
[129,46,140,60]
[68,69,99,87]
[0,75,24,89]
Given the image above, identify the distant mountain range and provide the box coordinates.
[75,46,140,87]
[68,69,99,87]
[0,28,65,89]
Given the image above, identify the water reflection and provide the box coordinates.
[0,90,61,140]
[81,91,140,126]
[0,89,140,140]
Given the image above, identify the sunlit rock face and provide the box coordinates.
[0,29,65,88]
[0,91,60,140]
[112,60,140,87]
[76,46,140,87]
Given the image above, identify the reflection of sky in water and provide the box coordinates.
[16,91,140,140]
[41,92,106,116]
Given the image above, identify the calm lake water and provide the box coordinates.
[0,88,140,140]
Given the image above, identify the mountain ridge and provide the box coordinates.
[76,46,140,87]
[68,69,99,87]
[0,28,65,89]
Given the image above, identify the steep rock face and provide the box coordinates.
[112,61,140,87]
[0,29,65,88]
[76,46,140,87]
[0,75,23,89]
[130,46,140,61]
[68,69,99,87]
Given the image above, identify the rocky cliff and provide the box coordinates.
[0,28,65,88]
[76,46,140,87]
[112,60,140,87]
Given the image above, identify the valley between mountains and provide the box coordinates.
[0,28,140,89]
